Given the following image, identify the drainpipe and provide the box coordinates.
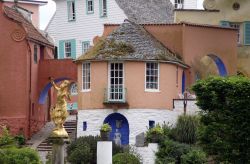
[26,40,32,138]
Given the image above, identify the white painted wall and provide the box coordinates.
[77,101,199,145]
[170,0,199,9]
[46,0,127,58]
[133,144,159,164]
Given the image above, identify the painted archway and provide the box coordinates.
[207,54,227,76]
[38,77,71,104]
[104,113,129,145]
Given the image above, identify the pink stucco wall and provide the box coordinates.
[78,61,184,110]
[0,1,54,137]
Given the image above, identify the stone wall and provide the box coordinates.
[133,143,159,164]
[77,100,199,144]
[0,117,28,136]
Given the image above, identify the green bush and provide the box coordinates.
[0,126,15,147]
[192,76,250,163]
[156,139,191,164]
[113,153,140,164]
[172,115,199,144]
[68,143,92,164]
[15,134,26,146]
[181,149,207,164]
[146,124,164,143]
[67,136,101,164]
[0,147,41,164]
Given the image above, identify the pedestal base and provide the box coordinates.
[49,137,70,164]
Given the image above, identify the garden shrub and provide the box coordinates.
[156,139,191,164]
[67,136,101,164]
[180,149,207,164]
[172,115,199,144]
[0,126,15,147]
[146,124,164,143]
[192,76,250,163]
[15,134,26,146]
[68,143,92,164]
[113,153,140,164]
[0,147,41,164]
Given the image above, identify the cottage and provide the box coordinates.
[75,20,237,145]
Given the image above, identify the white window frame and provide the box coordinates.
[70,83,78,95]
[64,41,72,58]
[230,22,241,44]
[82,63,91,92]
[174,0,184,9]
[68,0,76,21]
[145,62,160,92]
[100,0,107,17]
[87,0,94,13]
[108,62,125,102]
[82,41,90,53]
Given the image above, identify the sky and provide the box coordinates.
[39,0,56,30]
[39,0,204,30]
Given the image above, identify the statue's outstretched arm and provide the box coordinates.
[49,77,60,91]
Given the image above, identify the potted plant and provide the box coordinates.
[100,123,112,141]
[146,124,164,143]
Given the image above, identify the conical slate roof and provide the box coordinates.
[115,0,174,24]
[77,20,186,67]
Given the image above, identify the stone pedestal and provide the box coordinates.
[49,137,70,164]
[97,141,112,164]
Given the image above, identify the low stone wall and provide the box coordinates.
[133,143,159,164]
[77,100,200,145]
[0,116,28,136]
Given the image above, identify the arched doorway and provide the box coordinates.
[38,77,71,104]
[194,54,228,79]
[207,54,227,76]
[104,113,129,145]
[182,71,186,93]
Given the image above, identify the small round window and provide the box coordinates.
[70,83,78,95]
[232,2,240,10]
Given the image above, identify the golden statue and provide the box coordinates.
[50,78,71,138]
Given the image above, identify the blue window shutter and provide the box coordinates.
[59,40,65,59]
[244,21,250,45]
[70,39,77,59]
[220,21,230,27]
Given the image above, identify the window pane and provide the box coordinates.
[82,63,90,90]
[146,63,159,90]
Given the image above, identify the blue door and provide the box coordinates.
[104,113,129,145]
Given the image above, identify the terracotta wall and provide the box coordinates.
[182,25,237,84]
[78,61,184,110]
[144,25,183,56]
[0,4,29,136]
[4,2,40,27]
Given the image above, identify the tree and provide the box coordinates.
[192,76,250,163]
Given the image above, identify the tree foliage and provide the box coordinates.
[192,76,250,163]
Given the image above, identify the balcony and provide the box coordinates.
[103,88,127,106]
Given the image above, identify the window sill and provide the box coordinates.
[145,89,160,93]
[81,89,91,93]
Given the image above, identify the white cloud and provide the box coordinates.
[39,0,56,30]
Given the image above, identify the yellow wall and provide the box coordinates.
[175,0,250,76]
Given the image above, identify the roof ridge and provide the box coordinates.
[3,5,53,46]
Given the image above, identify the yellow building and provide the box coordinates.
[175,0,250,76]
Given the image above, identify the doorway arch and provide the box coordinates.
[38,77,71,104]
[207,54,227,76]
[104,113,129,145]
